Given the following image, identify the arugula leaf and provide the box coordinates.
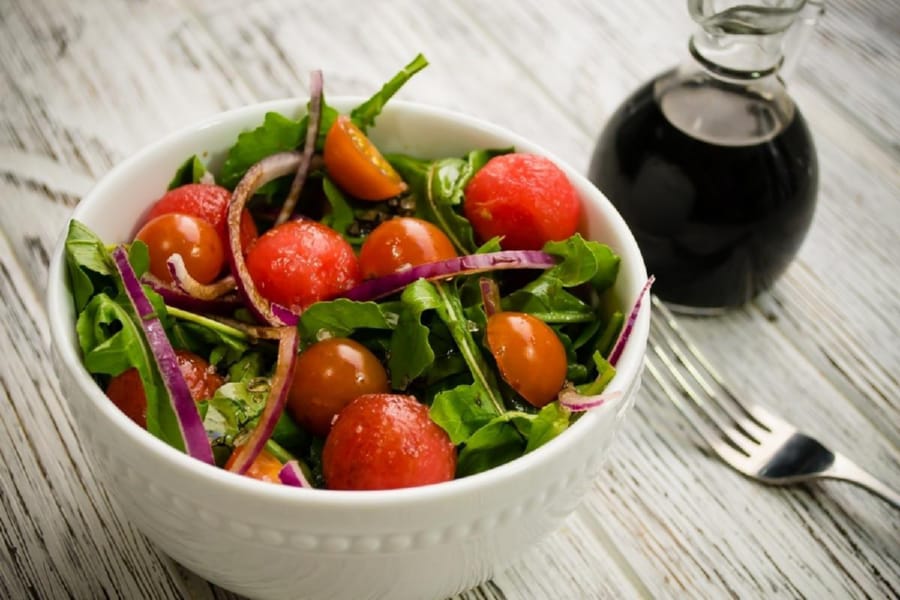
[350,53,429,132]
[164,305,251,367]
[456,414,530,477]
[389,149,509,255]
[502,277,593,323]
[321,175,358,240]
[433,282,504,414]
[65,220,115,311]
[429,383,496,445]
[76,293,182,448]
[205,380,268,436]
[298,298,395,345]
[577,351,616,395]
[542,234,620,290]
[167,155,208,190]
[389,280,441,389]
[219,112,305,189]
[524,402,571,453]
[593,310,624,358]
[228,351,268,383]
[127,240,150,279]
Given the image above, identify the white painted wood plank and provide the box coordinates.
[0,231,195,599]
[0,0,898,598]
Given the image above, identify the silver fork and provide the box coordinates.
[645,295,900,508]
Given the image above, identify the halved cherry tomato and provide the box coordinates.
[224,446,283,484]
[464,153,580,250]
[135,213,225,284]
[485,312,567,408]
[244,219,361,312]
[358,217,458,279]
[105,350,224,428]
[323,115,407,201]
[287,337,389,436]
[322,394,456,490]
[145,183,258,252]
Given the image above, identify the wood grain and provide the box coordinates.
[0,0,898,598]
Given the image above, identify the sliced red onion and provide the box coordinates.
[275,70,324,227]
[557,385,623,412]
[143,274,241,315]
[111,246,214,464]
[479,277,501,317]
[227,151,303,326]
[166,254,236,300]
[278,460,312,488]
[608,275,655,367]
[341,250,557,302]
[227,326,299,475]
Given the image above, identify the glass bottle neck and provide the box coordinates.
[689,29,785,80]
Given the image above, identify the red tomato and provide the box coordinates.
[146,183,258,252]
[463,153,580,250]
[224,446,283,484]
[485,312,567,408]
[105,350,224,428]
[322,394,457,490]
[323,115,407,201]
[135,213,225,284]
[245,219,361,312]
[287,338,389,436]
[358,217,458,279]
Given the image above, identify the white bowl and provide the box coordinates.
[46,98,650,600]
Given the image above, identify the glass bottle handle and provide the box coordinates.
[779,0,825,79]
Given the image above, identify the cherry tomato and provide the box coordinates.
[358,217,458,279]
[224,446,283,484]
[105,350,224,428]
[464,153,580,250]
[245,219,361,312]
[135,213,226,284]
[287,338,389,436]
[145,183,258,252]
[485,312,567,408]
[323,394,457,490]
[323,115,407,201]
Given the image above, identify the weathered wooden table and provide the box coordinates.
[2,1,898,598]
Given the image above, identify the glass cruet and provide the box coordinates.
[588,0,825,314]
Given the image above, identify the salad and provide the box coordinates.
[65,54,650,491]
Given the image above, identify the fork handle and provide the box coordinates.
[825,454,900,508]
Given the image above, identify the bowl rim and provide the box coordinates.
[46,97,649,510]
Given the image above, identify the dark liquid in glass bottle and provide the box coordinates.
[588,74,818,312]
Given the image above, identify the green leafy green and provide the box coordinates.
[167,155,208,189]
[75,293,183,450]
[389,149,510,255]
[542,234,620,290]
[389,280,442,388]
[432,282,504,414]
[456,414,529,477]
[429,383,496,445]
[219,112,305,189]
[321,175,357,240]
[350,54,429,131]
[298,298,395,345]
[65,220,115,311]
[525,402,571,453]
[577,351,616,395]
[164,305,250,367]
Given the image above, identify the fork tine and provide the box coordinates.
[651,296,771,437]
[646,342,755,455]
[644,356,722,447]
